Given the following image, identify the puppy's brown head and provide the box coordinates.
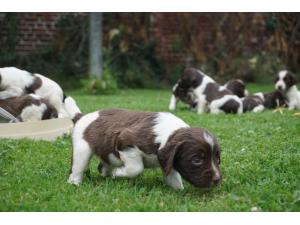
[173,84,197,107]
[225,79,247,98]
[41,99,58,120]
[172,68,205,108]
[180,68,204,88]
[158,128,221,188]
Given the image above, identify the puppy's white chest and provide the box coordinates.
[286,86,300,108]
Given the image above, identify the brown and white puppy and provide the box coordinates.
[224,79,248,98]
[65,97,222,190]
[241,95,265,113]
[257,91,287,109]
[169,68,242,114]
[0,94,58,122]
[242,90,287,113]
[0,67,68,117]
[274,70,300,110]
[171,82,198,110]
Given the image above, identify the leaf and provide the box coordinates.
[273,107,285,114]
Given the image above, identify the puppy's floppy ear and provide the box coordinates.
[48,105,58,119]
[42,105,58,120]
[190,75,199,87]
[288,72,298,85]
[115,128,135,150]
[158,141,183,175]
[51,109,58,118]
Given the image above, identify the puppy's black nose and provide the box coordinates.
[212,173,221,185]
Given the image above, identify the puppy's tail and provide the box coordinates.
[64,96,83,124]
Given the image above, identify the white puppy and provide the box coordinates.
[0,67,68,117]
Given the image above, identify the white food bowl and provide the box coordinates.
[0,118,73,141]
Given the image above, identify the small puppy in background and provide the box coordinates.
[169,68,243,114]
[65,97,222,190]
[169,82,198,111]
[0,67,68,117]
[0,94,58,122]
[224,79,248,98]
[255,91,287,109]
[241,95,265,113]
[274,70,300,110]
[242,90,287,113]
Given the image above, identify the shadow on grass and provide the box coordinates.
[84,169,222,201]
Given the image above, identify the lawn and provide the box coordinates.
[0,84,300,211]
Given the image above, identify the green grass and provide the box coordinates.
[1,85,300,211]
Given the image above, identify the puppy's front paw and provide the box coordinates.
[111,170,118,179]
[165,169,184,190]
[98,163,113,177]
[171,183,184,190]
[168,180,184,190]
[169,105,176,111]
[111,168,121,179]
[68,174,82,185]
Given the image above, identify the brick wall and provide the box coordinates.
[7,13,222,65]
[151,13,222,67]
[14,13,61,54]
[2,12,262,67]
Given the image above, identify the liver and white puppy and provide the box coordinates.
[0,67,68,117]
[241,95,265,113]
[169,68,242,114]
[274,70,300,110]
[0,94,58,122]
[242,90,287,113]
[255,91,287,109]
[224,79,248,98]
[65,97,221,190]
[169,82,198,110]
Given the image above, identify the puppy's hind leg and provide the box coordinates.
[252,105,264,113]
[209,102,223,114]
[111,148,144,178]
[68,139,93,185]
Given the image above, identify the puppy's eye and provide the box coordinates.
[192,156,204,166]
